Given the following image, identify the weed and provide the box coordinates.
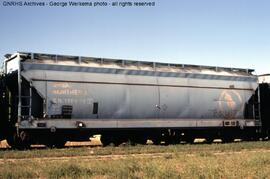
[48,164,92,179]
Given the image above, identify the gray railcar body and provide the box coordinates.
[0,52,263,147]
[4,52,260,128]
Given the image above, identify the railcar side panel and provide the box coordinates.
[20,64,257,121]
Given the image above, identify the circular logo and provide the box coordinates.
[218,90,243,119]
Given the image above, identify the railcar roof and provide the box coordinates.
[5,52,255,75]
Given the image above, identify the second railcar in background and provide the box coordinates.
[0,52,267,148]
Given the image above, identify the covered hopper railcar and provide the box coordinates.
[0,52,266,148]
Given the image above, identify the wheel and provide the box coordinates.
[6,130,31,150]
[185,138,194,144]
[205,137,214,144]
[222,137,234,143]
[171,135,181,144]
[44,135,66,148]
[54,140,67,148]
[112,138,124,146]
[163,131,172,145]
[138,138,147,145]
[152,138,161,145]
[133,137,147,145]
[100,135,111,147]
[126,139,137,146]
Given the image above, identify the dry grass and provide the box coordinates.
[0,139,269,178]
[0,148,269,179]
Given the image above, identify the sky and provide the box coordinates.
[0,0,269,74]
